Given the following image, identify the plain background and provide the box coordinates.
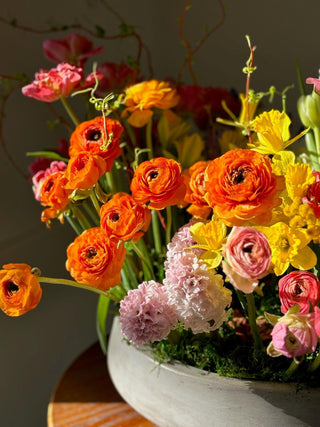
[0,1,319,426]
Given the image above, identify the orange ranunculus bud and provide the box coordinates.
[69,116,123,171]
[39,171,69,210]
[0,263,42,316]
[65,152,107,191]
[130,157,186,210]
[100,193,151,242]
[204,149,285,226]
[183,161,212,219]
[66,227,126,290]
[122,79,180,127]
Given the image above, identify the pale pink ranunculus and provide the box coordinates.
[43,33,103,67]
[222,260,258,294]
[279,270,320,314]
[22,63,84,102]
[267,313,318,358]
[32,160,67,201]
[314,306,320,338]
[224,226,271,280]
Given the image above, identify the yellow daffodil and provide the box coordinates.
[249,110,309,155]
[285,163,315,199]
[256,222,317,276]
[271,150,295,176]
[189,218,227,269]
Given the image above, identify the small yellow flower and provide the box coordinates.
[256,222,317,275]
[189,218,227,269]
[250,110,309,155]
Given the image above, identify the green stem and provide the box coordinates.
[308,345,320,372]
[64,212,82,235]
[83,198,100,226]
[313,127,320,170]
[285,358,301,377]
[106,171,116,194]
[71,205,91,230]
[38,276,119,301]
[90,190,101,215]
[151,210,162,256]
[146,118,153,159]
[246,293,263,351]
[166,206,172,245]
[60,96,80,127]
[130,240,154,280]
[305,130,319,170]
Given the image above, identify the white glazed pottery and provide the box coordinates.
[107,317,320,427]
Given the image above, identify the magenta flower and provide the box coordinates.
[303,171,320,217]
[22,63,84,102]
[119,281,177,347]
[267,313,318,358]
[306,76,320,94]
[32,160,67,201]
[43,33,103,67]
[279,270,320,314]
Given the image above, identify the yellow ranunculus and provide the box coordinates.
[122,79,180,128]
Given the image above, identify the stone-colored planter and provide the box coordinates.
[107,317,320,427]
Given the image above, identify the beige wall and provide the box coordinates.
[0,1,319,425]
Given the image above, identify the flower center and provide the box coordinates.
[230,166,248,185]
[86,247,97,259]
[4,281,19,297]
[280,237,289,250]
[109,212,120,222]
[86,128,102,141]
[148,170,159,180]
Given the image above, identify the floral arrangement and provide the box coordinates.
[2,3,320,387]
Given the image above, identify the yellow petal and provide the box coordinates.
[200,251,222,269]
[127,109,153,127]
[291,245,317,271]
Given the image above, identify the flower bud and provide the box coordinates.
[297,91,320,128]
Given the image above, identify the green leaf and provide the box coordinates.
[96,295,111,355]
[26,151,68,161]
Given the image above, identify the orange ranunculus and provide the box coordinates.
[66,227,126,290]
[183,161,211,219]
[69,116,123,171]
[65,152,107,191]
[122,79,180,127]
[204,149,285,226]
[130,157,186,210]
[100,193,151,242]
[39,171,69,210]
[0,263,42,316]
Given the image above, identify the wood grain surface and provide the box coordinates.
[47,341,156,427]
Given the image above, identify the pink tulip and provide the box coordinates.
[306,76,320,94]
[22,63,84,102]
[43,33,103,67]
[268,313,318,358]
[95,62,140,97]
[279,270,320,314]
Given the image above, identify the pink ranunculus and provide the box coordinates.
[43,33,103,67]
[22,63,84,102]
[95,62,140,97]
[302,171,320,217]
[119,281,177,347]
[32,160,67,201]
[267,313,318,358]
[279,270,320,314]
[314,306,320,338]
[224,226,271,281]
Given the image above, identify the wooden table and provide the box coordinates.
[47,341,156,427]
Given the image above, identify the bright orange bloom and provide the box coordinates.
[100,193,151,242]
[65,152,107,191]
[130,157,186,210]
[204,149,285,226]
[122,79,180,127]
[0,263,42,316]
[183,161,211,219]
[69,116,123,171]
[66,227,126,290]
[39,171,69,210]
